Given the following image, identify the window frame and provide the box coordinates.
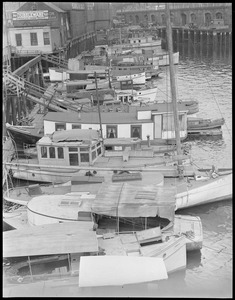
[15,33,22,46]
[43,32,50,45]
[30,32,38,46]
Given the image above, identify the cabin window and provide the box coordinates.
[107,126,117,138]
[30,32,38,46]
[57,147,64,159]
[92,150,97,160]
[80,153,89,162]
[69,147,78,152]
[131,125,141,139]
[49,147,55,158]
[55,123,66,131]
[69,153,79,165]
[41,146,47,158]
[72,124,81,129]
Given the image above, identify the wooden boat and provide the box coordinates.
[3,222,173,286]
[115,86,158,103]
[6,123,44,151]
[187,117,225,130]
[115,72,146,85]
[3,181,202,254]
[4,129,193,183]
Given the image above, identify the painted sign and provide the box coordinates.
[71,3,85,10]
[12,11,49,21]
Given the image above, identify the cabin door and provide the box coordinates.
[154,115,162,138]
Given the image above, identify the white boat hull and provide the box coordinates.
[116,72,146,85]
[176,173,232,210]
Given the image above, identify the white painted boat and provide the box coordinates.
[115,72,146,85]
[78,256,168,287]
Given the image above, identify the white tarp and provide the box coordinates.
[78,256,168,287]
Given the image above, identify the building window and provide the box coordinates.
[107,125,117,138]
[55,123,66,131]
[43,32,50,45]
[15,34,22,46]
[216,12,223,19]
[57,147,64,159]
[191,13,196,23]
[131,125,141,139]
[49,147,55,158]
[30,32,38,46]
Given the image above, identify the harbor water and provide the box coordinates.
[148,55,232,297]
[3,56,232,297]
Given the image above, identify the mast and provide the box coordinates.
[165,3,184,179]
[94,72,103,140]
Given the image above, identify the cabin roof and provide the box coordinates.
[3,222,98,258]
[92,183,176,220]
[43,111,152,124]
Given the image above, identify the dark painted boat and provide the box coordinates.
[187,117,225,130]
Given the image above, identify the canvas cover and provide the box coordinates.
[51,129,100,143]
[92,183,176,221]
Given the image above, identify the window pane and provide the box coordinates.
[15,34,22,46]
[69,153,79,165]
[57,147,64,159]
[80,153,89,162]
[92,150,96,160]
[72,124,81,129]
[80,147,89,152]
[69,147,78,152]
[55,123,66,131]
[41,146,47,158]
[30,33,38,46]
[43,32,50,45]
[49,147,55,158]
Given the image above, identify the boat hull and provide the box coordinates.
[175,173,232,210]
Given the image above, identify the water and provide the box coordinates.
[151,57,232,297]
[3,58,232,297]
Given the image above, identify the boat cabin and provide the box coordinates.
[43,107,188,142]
[36,129,104,167]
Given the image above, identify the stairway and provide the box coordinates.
[41,54,68,69]
[4,71,78,113]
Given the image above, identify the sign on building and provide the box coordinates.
[12,10,49,20]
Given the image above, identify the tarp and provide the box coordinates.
[92,183,176,221]
[51,129,100,143]
[78,256,168,287]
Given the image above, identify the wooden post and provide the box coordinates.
[199,31,203,60]
[212,32,218,62]
[11,96,17,125]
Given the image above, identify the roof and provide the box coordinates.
[51,128,100,142]
[78,256,167,287]
[3,222,98,258]
[43,2,65,13]
[92,183,176,220]
[44,111,151,125]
